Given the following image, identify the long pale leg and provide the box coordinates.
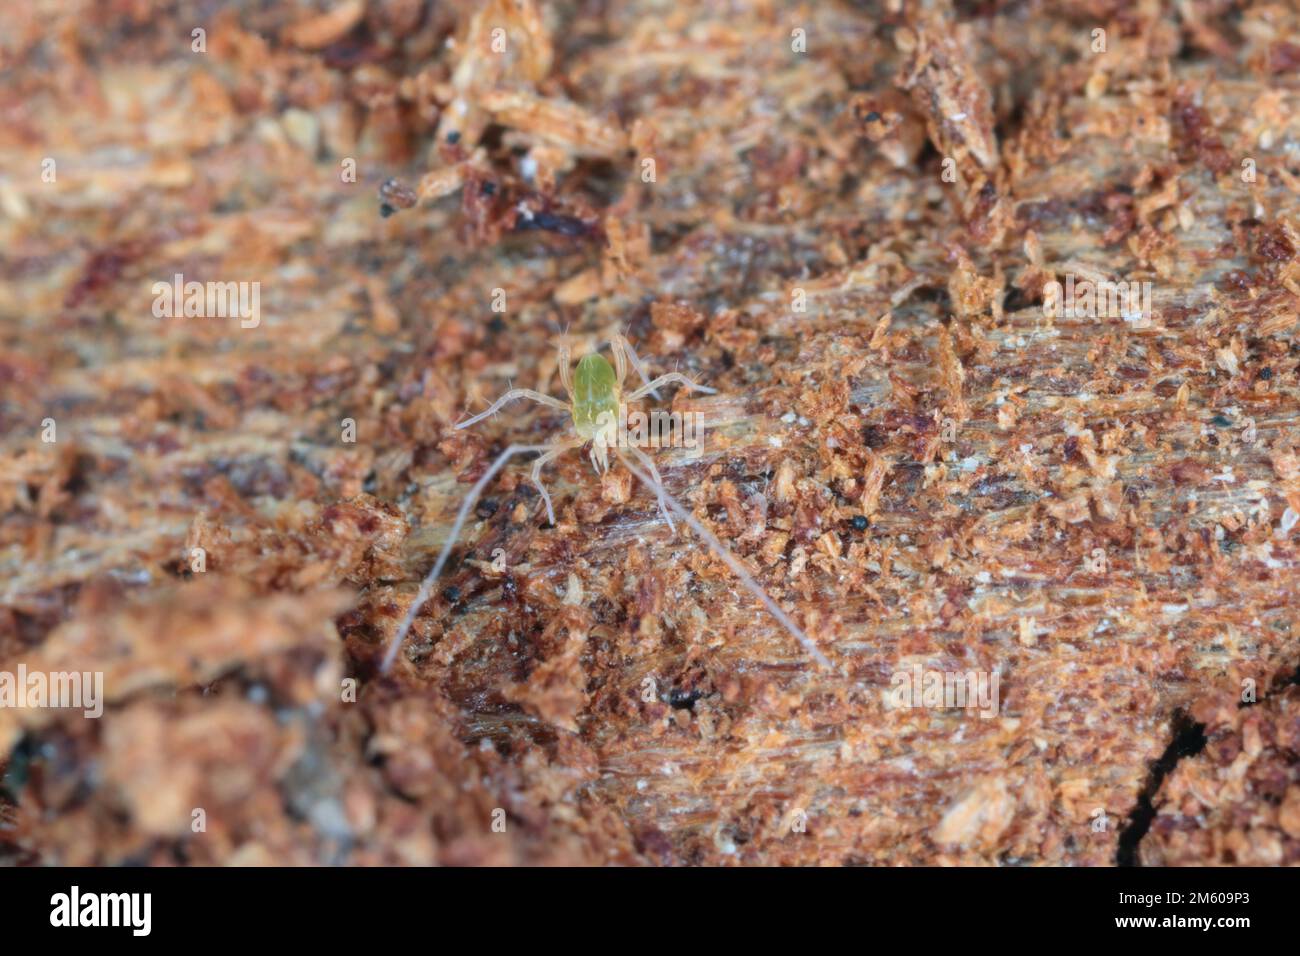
[558,343,573,402]
[530,436,581,525]
[455,389,569,430]
[625,444,676,533]
[610,336,628,390]
[626,372,717,402]
[379,443,551,673]
[612,333,660,399]
[614,448,833,669]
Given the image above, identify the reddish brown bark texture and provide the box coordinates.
[1,0,1299,865]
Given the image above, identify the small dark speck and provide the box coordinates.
[379,203,396,218]
[442,585,461,603]
[1212,415,1233,428]
[850,515,869,532]
[481,181,497,196]
[668,689,703,709]
[865,111,881,122]
[446,130,461,144]
[476,499,499,519]
[488,316,507,335]
[514,210,590,237]
[1259,367,1273,380]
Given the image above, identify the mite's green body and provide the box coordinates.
[572,353,620,439]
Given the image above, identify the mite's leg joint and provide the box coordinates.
[626,372,717,403]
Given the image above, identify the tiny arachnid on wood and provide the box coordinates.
[378,333,833,673]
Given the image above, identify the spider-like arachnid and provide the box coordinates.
[453,332,712,529]
[378,334,832,673]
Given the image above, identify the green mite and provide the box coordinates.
[450,332,711,514]
[571,352,621,443]
[378,333,833,674]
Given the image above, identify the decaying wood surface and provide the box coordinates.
[2,0,1299,865]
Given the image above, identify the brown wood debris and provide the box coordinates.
[1,0,1300,866]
